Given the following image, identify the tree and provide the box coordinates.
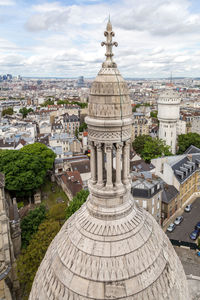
[150,111,158,118]
[17,220,60,299]
[79,122,87,132]
[21,204,47,248]
[132,135,172,163]
[0,143,56,196]
[132,135,152,154]
[177,133,200,154]
[19,107,33,118]
[48,203,67,225]
[20,143,56,171]
[41,99,54,107]
[66,189,89,219]
[2,107,13,116]
[75,127,79,139]
[141,138,172,163]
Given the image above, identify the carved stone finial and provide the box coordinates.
[101,17,118,68]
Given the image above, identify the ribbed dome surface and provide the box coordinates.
[30,198,188,300]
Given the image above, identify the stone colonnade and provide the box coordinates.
[89,140,130,188]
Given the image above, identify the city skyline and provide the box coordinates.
[1,0,200,78]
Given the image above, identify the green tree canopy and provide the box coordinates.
[79,122,87,132]
[150,110,158,118]
[66,189,89,219]
[0,143,56,196]
[132,135,152,154]
[48,203,67,224]
[177,133,200,154]
[141,138,172,163]
[19,107,33,118]
[21,204,47,248]
[21,143,56,171]
[132,135,172,163]
[41,99,54,107]
[17,220,60,299]
[2,107,13,116]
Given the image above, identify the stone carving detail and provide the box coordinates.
[88,128,130,141]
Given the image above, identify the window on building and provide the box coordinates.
[151,187,154,194]
[157,202,159,209]
[152,198,154,206]
[152,207,154,214]
[143,200,147,209]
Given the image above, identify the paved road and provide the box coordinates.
[166,197,200,243]
[174,246,200,276]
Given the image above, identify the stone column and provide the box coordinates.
[127,139,131,177]
[115,143,123,187]
[97,143,103,186]
[89,141,97,184]
[105,143,113,188]
[122,140,130,184]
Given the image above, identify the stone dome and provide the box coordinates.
[30,20,189,300]
[30,199,189,300]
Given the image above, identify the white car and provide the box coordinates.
[174,216,183,225]
[167,223,175,232]
[184,204,192,212]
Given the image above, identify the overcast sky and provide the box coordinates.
[1,0,200,78]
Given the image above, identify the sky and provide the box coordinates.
[1,0,200,78]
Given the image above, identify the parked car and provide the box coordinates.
[190,229,199,240]
[195,222,200,231]
[174,216,183,225]
[184,204,192,212]
[167,223,175,232]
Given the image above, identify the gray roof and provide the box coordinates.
[162,185,179,204]
[184,145,200,154]
[171,156,198,183]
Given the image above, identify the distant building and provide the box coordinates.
[161,184,179,224]
[191,116,200,135]
[131,112,150,141]
[177,119,187,135]
[152,145,200,225]
[131,172,162,224]
[76,76,85,88]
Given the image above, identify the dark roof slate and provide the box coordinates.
[162,185,179,204]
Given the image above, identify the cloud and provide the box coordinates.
[2,0,200,77]
[0,0,15,5]
[25,10,70,31]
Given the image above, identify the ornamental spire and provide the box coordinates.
[101,17,118,68]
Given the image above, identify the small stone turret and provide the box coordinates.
[157,89,181,154]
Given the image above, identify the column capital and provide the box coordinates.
[88,140,94,147]
[116,142,123,151]
[105,143,112,151]
[96,142,103,150]
[125,139,131,146]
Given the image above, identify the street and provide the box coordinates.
[166,197,200,243]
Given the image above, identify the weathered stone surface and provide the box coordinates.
[30,200,189,299]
